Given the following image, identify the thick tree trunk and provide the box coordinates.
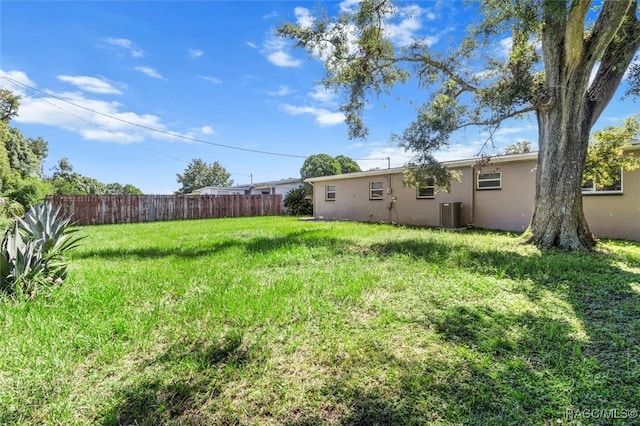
[525,107,597,250]
[524,0,640,250]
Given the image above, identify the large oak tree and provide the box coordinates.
[278,0,640,250]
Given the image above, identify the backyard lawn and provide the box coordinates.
[1,216,639,425]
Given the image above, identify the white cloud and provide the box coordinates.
[433,142,485,162]
[282,104,344,126]
[104,37,132,49]
[339,0,361,13]
[104,37,144,58]
[355,139,506,171]
[134,66,163,79]
[80,129,143,143]
[262,37,302,68]
[356,145,414,170]
[200,125,215,135]
[309,86,337,104]
[189,48,204,59]
[384,4,425,47]
[294,7,314,29]
[498,37,512,59]
[15,91,168,144]
[0,69,38,96]
[57,75,123,95]
[267,51,302,68]
[201,75,222,84]
[269,85,294,96]
[263,11,278,19]
[246,41,258,49]
[3,69,179,144]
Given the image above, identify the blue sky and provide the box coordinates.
[0,1,636,194]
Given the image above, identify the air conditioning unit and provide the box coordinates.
[440,202,462,229]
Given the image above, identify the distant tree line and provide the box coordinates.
[1,89,142,220]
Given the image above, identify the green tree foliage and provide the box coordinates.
[47,158,139,196]
[105,183,144,195]
[584,115,640,188]
[335,155,362,174]
[300,154,341,180]
[0,122,19,193]
[502,141,533,155]
[0,89,20,123]
[5,127,42,178]
[6,177,54,209]
[283,185,313,216]
[279,0,640,250]
[176,158,233,194]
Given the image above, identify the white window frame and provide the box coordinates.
[582,171,623,195]
[370,181,384,200]
[325,185,336,201]
[416,177,435,199]
[477,172,502,190]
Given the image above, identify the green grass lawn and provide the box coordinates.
[1,216,639,425]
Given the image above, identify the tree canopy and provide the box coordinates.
[47,158,143,196]
[583,115,640,188]
[0,89,20,124]
[279,0,640,250]
[176,158,233,194]
[300,153,361,180]
[335,155,362,174]
[501,141,533,155]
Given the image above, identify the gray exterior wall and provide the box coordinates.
[308,150,640,241]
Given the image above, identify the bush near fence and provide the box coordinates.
[45,194,283,225]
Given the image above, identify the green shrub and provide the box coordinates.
[6,177,54,209]
[283,185,312,216]
[1,202,82,299]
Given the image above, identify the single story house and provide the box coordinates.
[305,144,640,241]
[197,178,303,210]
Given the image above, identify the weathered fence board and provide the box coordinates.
[46,194,282,225]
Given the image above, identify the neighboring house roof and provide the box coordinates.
[196,178,302,193]
[196,185,249,193]
[251,178,302,189]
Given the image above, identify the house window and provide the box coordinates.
[325,185,336,201]
[370,181,384,200]
[416,177,435,199]
[582,171,623,194]
[477,172,502,190]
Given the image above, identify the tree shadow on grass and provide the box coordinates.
[100,330,250,425]
[364,235,640,424]
[75,229,357,261]
[283,303,633,425]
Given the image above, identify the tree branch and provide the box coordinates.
[564,0,591,73]
[456,105,537,130]
[584,0,635,67]
[587,2,640,127]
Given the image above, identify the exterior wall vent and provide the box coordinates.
[440,202,462,229]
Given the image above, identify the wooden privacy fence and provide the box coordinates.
[45,194,283,225]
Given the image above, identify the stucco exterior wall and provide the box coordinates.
[583,154,640,241]
[473,159,537,232]
[308,150,640,241]
[311,168,472,227]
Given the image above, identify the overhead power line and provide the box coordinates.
[2,75,389,162]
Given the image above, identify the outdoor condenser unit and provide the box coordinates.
[440,202,462,229]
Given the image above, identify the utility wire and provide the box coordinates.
[2,75,389,162]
